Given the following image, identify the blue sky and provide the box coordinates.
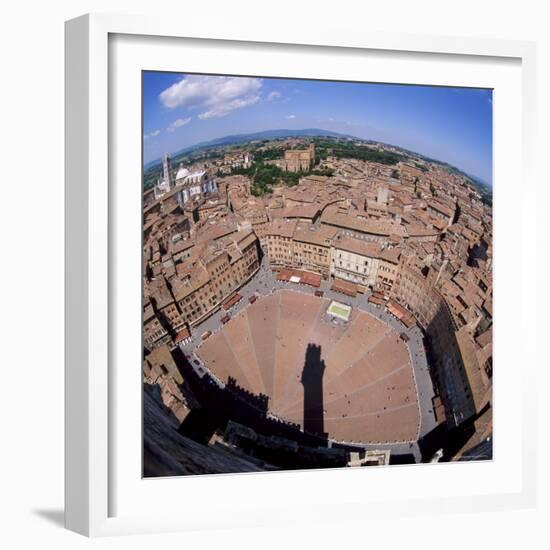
[143,72,493,184]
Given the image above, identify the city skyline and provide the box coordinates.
[143,72,493,184]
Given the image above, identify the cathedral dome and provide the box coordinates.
[175,167,190,181]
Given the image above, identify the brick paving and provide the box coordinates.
[184,256,439,457]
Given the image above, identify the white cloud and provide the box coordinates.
[287,114,296,119]
[143,129,160,140]
[159,75,262,119]
[198,95,260,119]
[267,91,281,102]
[167,117,192,132]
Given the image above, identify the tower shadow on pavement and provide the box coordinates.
[301,343,328,438]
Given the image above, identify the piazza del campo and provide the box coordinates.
[142,133,493,476]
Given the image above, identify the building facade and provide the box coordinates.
[330,237,382,290]
[282,143,315,172]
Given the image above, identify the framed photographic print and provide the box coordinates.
[65,13,537,536]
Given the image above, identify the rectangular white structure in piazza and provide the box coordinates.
[327,301,352,322]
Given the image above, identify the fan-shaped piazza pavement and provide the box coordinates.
[197,289,421,445]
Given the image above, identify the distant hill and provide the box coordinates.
[143,128,492,196]
[144,128,354,170]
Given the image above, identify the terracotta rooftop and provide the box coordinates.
[333,236,382,258]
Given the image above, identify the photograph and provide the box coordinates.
[141,72,493,477]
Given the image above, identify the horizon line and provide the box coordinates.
[143,127,492,186]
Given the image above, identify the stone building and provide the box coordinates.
[282,143,315,172]
[170,229,261,327]
[260,219,297,268]
[376,248,401,292]
[330,237,382,290]
[143,345,190,423]
[390,256,491,429]
[143,300,171,351]
[291,223,337,278]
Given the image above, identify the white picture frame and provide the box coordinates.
[65,13,537,537]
